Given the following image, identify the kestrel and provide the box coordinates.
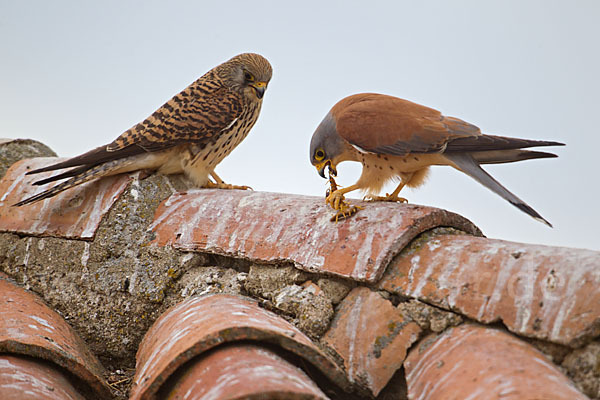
[15,53,272,206]
[309,93,564,226]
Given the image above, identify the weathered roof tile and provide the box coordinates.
[163,343,329,399]
[378,234,600,347]
[0,273,111,398]
[149,190,482,282]
[131,293,351,400]
[0,158,135,239]
[322,287,421,396]
[404,324,588,399]
[0,354,85,400]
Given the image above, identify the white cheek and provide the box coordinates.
[351,144,376,154]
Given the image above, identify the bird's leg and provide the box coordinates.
[204,171,252,190]
[364,179,410,203]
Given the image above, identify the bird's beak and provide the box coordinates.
[250,81,267,99]
[314,160,336,179]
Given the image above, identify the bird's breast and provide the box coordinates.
[186,102,261,172]
[358,151,448,173]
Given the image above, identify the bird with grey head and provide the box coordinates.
[310,93,564,226]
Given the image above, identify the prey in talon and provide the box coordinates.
[325,165,338,198]
[323,164,361,222]
[330,204,361,222]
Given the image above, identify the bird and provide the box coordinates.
[14,52,272,207]
[309,93,564,226]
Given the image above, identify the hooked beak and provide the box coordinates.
[250,81,267,99]
[314,160,336,179]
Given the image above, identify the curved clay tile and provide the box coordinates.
[0,274,111,398]
[149,189,482,282]
[131,293,351,400]
[322,287,421,396]
[162,343,329,399]
[0,354,85,400]
[404,324,588,399]
[0,158,136,240]
[378,234,600,347]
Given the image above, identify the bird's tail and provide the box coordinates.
[472,149,558,165]
[444,153,552,227]
[14,159,127,207]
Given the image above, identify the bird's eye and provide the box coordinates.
[315,149,325,161]
[244,71,254,81]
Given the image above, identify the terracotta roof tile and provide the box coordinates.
[1,138,597,398]
[131,293,351,400]
[404,324,588,399]
[378,234,600,347]
[0,158,135,239]
[162,343,329,399]
[0,273,111,398]
[0,354,85,400]
[322,287,421,396]
[149,189,482,282]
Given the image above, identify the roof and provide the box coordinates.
[0,138,597,399]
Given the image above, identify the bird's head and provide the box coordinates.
[219,53,272,101]
[310,112,348,178]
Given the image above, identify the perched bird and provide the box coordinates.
[309,93,564,226]
[15,53,272,206]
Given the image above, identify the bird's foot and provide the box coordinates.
[323,169,362,221]
[326,190,347,210]
[363,193,408,203]
[204,181,252,190]
[324,171,347,209]
[326,189,363,222]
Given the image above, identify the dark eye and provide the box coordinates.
[315,149,325,161]
[244,71,254,81]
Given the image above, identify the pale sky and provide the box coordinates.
[1,1,598,251]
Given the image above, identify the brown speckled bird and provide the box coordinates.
[15,53,272,206]
[310,93,564,226]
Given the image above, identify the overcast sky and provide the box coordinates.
[1,1,598,251]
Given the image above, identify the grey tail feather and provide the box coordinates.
[444,153,553,227]
[14,162,117,207]
[473,149,558,165]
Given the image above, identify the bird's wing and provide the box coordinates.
[333,93,482,156]
[107,84,243,152]
[28,84,243,176]
[26,144,147,175]
[334,94,564,156]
